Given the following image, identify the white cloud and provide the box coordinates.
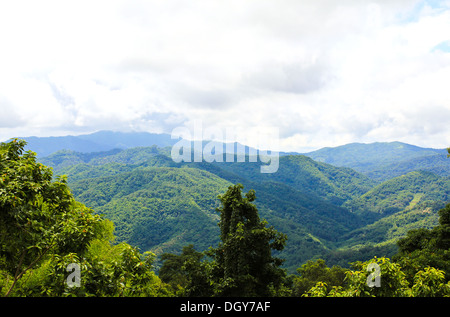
[1,0,450,151]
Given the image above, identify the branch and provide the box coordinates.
[4,243,55,297]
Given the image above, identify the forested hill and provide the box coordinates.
[38,141,450,272]
[16,130,449,176]
[303,141,449,182]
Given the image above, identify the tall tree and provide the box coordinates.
[0,139,104,296]
[212,184,287,296]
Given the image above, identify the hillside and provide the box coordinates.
[49,148,367,271]
[345,171,450,218]
[34,136,450,271]
[322,171,450,264]
[212,154,376,206]
[3,137,450,298]
[303,141,448,180]
[71,167,230,255]
[366,153,450,182]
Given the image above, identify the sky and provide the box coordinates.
[1,0,450,152]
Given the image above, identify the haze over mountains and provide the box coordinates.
[17,130,449,180]
[11,131,450,272]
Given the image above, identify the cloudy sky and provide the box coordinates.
[1,0,450,152]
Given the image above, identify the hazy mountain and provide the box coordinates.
[21,131,449,179]
[19,130,260,159]
[20,131,177,157]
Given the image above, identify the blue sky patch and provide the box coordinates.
[432,40,450,52]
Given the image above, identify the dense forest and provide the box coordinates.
[1,139,450,297]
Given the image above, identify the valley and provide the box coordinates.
[33,131,450,273]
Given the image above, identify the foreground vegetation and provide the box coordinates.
[1,139,449,297]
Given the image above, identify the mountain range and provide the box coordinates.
[17,130,449,180]
[14,131,450,272]
[304,141,450,182]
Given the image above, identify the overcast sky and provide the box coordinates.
[1,0,450,152]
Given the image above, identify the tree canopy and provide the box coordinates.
[0,139,171,296]
[160,184,289,297]
[212,184,288,296]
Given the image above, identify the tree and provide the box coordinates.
[303,256,450,297]
[410,266,450,297]
[211,184,288,297]
[304,203,450,297]
[159,244,213,296]
[0,139,172,297]
[292,259,346,296]
[435,203,450,250]
[0,139,105,296]
[394,203,450,282]
[396,228,435,254]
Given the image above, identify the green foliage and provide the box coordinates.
[345,257,409,297]
[210,184,288,297]
[393,203,450,282]
[0,139,172,297]
[5,138,448,297]
[159,185,289,297]
[53,148,364,273]
[159,244,211,296]
[304,204,450,297]
[345,171,449,218]
[410,267,450,297]
[32,143,450,275]
[0,139,103,296]
[291,259,346,296]
[303,257,450,297]
[70,166,231,259]
[304,141,447,179]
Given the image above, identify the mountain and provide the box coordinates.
[19,131,177,157]
[16,130,449,176]
[303,141,448,181]
[71,167,230,254]
[20,134,114,158]
[365,153,450,182]
[43,146,369,271]
[18,130,259,158]
[21,131,449,183]
[28,133,450,271]
[300,169,448,268]
[36,143,449,273]
[211,154,376,206]
[345,170,450,217]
